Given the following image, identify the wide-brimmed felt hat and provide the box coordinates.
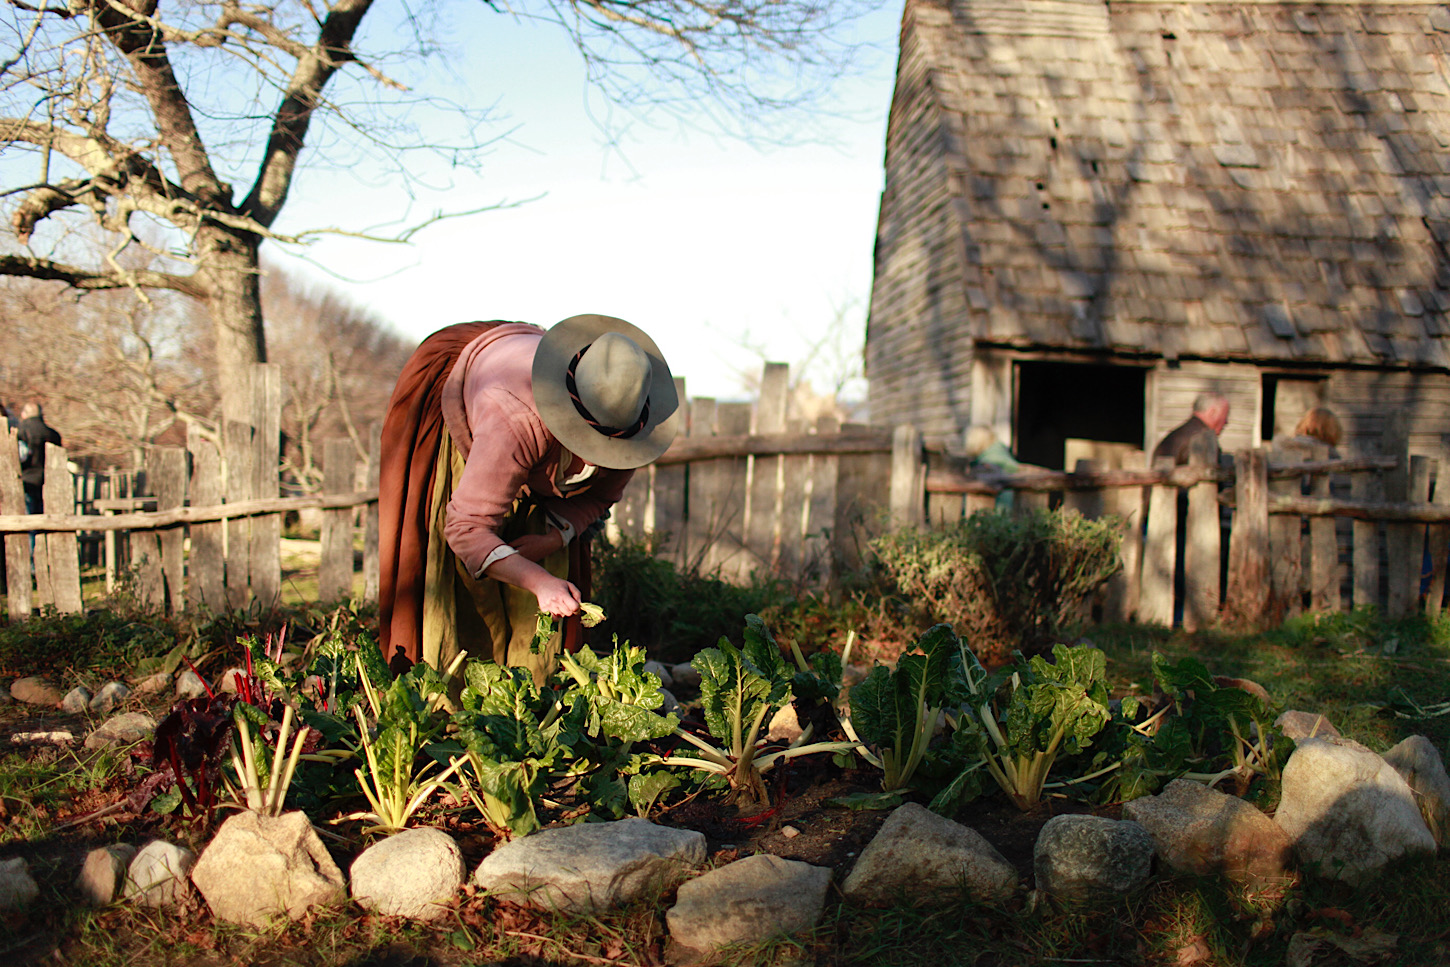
[532,314,679,470]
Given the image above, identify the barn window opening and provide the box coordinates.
[1261,374,1327,444]
[1013,361,1147,471]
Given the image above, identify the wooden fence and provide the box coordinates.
[9,357,1450,631]
[616,367,1450,629]
[0,365,379,621]
[607,363,903,585]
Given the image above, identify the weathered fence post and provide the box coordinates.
[154,447,187,611]
[683,397,717,573]
[1308,443,1340,612]
[745,364,789,573]
[1351,460,1382,610]
[1140,458,1177,626]
[250,364,282,608]
[0,427,30,622]
[778,417,812,577]
[45,446,82,613]
[1381,411,1413,617]
[132,456,164,611]
[806,415,841,584]
[1224,448,1269,628]
[1101,452,1145,622]
[889,425,924,528]
[1426,443,1450,616]
[1397,455,1433,618]
[225,418,253,609]
[709,402,753,581]
[1183,461,1221,631]
[364,421,382,604]
[319,438,357,603]
[188,427,226,612]
[1268,445,1304,621]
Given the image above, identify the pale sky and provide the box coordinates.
[267,2,906,403]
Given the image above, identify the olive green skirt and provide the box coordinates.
[420,436,567,685]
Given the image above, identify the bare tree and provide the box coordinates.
[722,296,868,421]
[263,266,412,492]
[0,0,870,424]
[0,276,215,461]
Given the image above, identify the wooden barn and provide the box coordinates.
[866,0,1450,469]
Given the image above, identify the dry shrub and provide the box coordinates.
[869,508,1123,664]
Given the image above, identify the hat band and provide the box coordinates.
[566,345,651,440]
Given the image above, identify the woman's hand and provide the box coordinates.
[484,554,580,616]
[510,530,565,563]
[532,575,582,617]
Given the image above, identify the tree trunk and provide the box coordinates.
[197,223,268,424]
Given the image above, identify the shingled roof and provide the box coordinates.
[875,0,1450,369]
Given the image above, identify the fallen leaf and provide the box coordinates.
[1174,935,1212,966]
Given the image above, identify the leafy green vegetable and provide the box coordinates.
[628,771,680,817]
[449,661,586,838]
[531,602,607,653]
[942,641,1114,812]
[557,642,678,744]
[1151,654,1293,786]
[348,654,462,835]
[845,624,959,793]
[663,616,856,804]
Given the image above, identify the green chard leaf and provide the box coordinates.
[627,771,681,817]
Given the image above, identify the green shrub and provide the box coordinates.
[869,509,1122,664]
[589,533,790,664]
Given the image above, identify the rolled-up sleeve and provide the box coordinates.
[443,387,551,577]
[538,468,635,538]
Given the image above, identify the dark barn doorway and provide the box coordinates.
[1013,361,1146,470]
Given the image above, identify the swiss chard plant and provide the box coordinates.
[555,641,681,818]
[935,640,1115,813]
[446,660,589,839]
[663,615,855,805]
[347,650,467,835]
[1148,653,1294,789]
[843,624,958,796]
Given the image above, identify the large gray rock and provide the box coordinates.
[125,840,196,907]
[174,669,208,700]
[1275,736,1435,883]
[841,802,1017,905]
[1381,735,1450,848]
[473,818,705,913]
[0,857,39,911]
[133,672,171,697]
[667,854,832,958]
[642,660,674,690]
[1034,815,1155,904]
[669,662,702,691]
[84,712,157,750]
[1123,779,1292,883]
[10,676,63,707]
[62,686,93,714]
[77,844,138,906]
[766,704,805,744]
[191,811,346,926]
[1276,710,1341,741]
[350,827,464,921]
[88,681,131,716]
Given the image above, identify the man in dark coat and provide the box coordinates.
[1152,392,1229,467]
[17,402,62,515]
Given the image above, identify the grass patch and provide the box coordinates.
[0,609,177,682]
[1091,607,1450,755]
